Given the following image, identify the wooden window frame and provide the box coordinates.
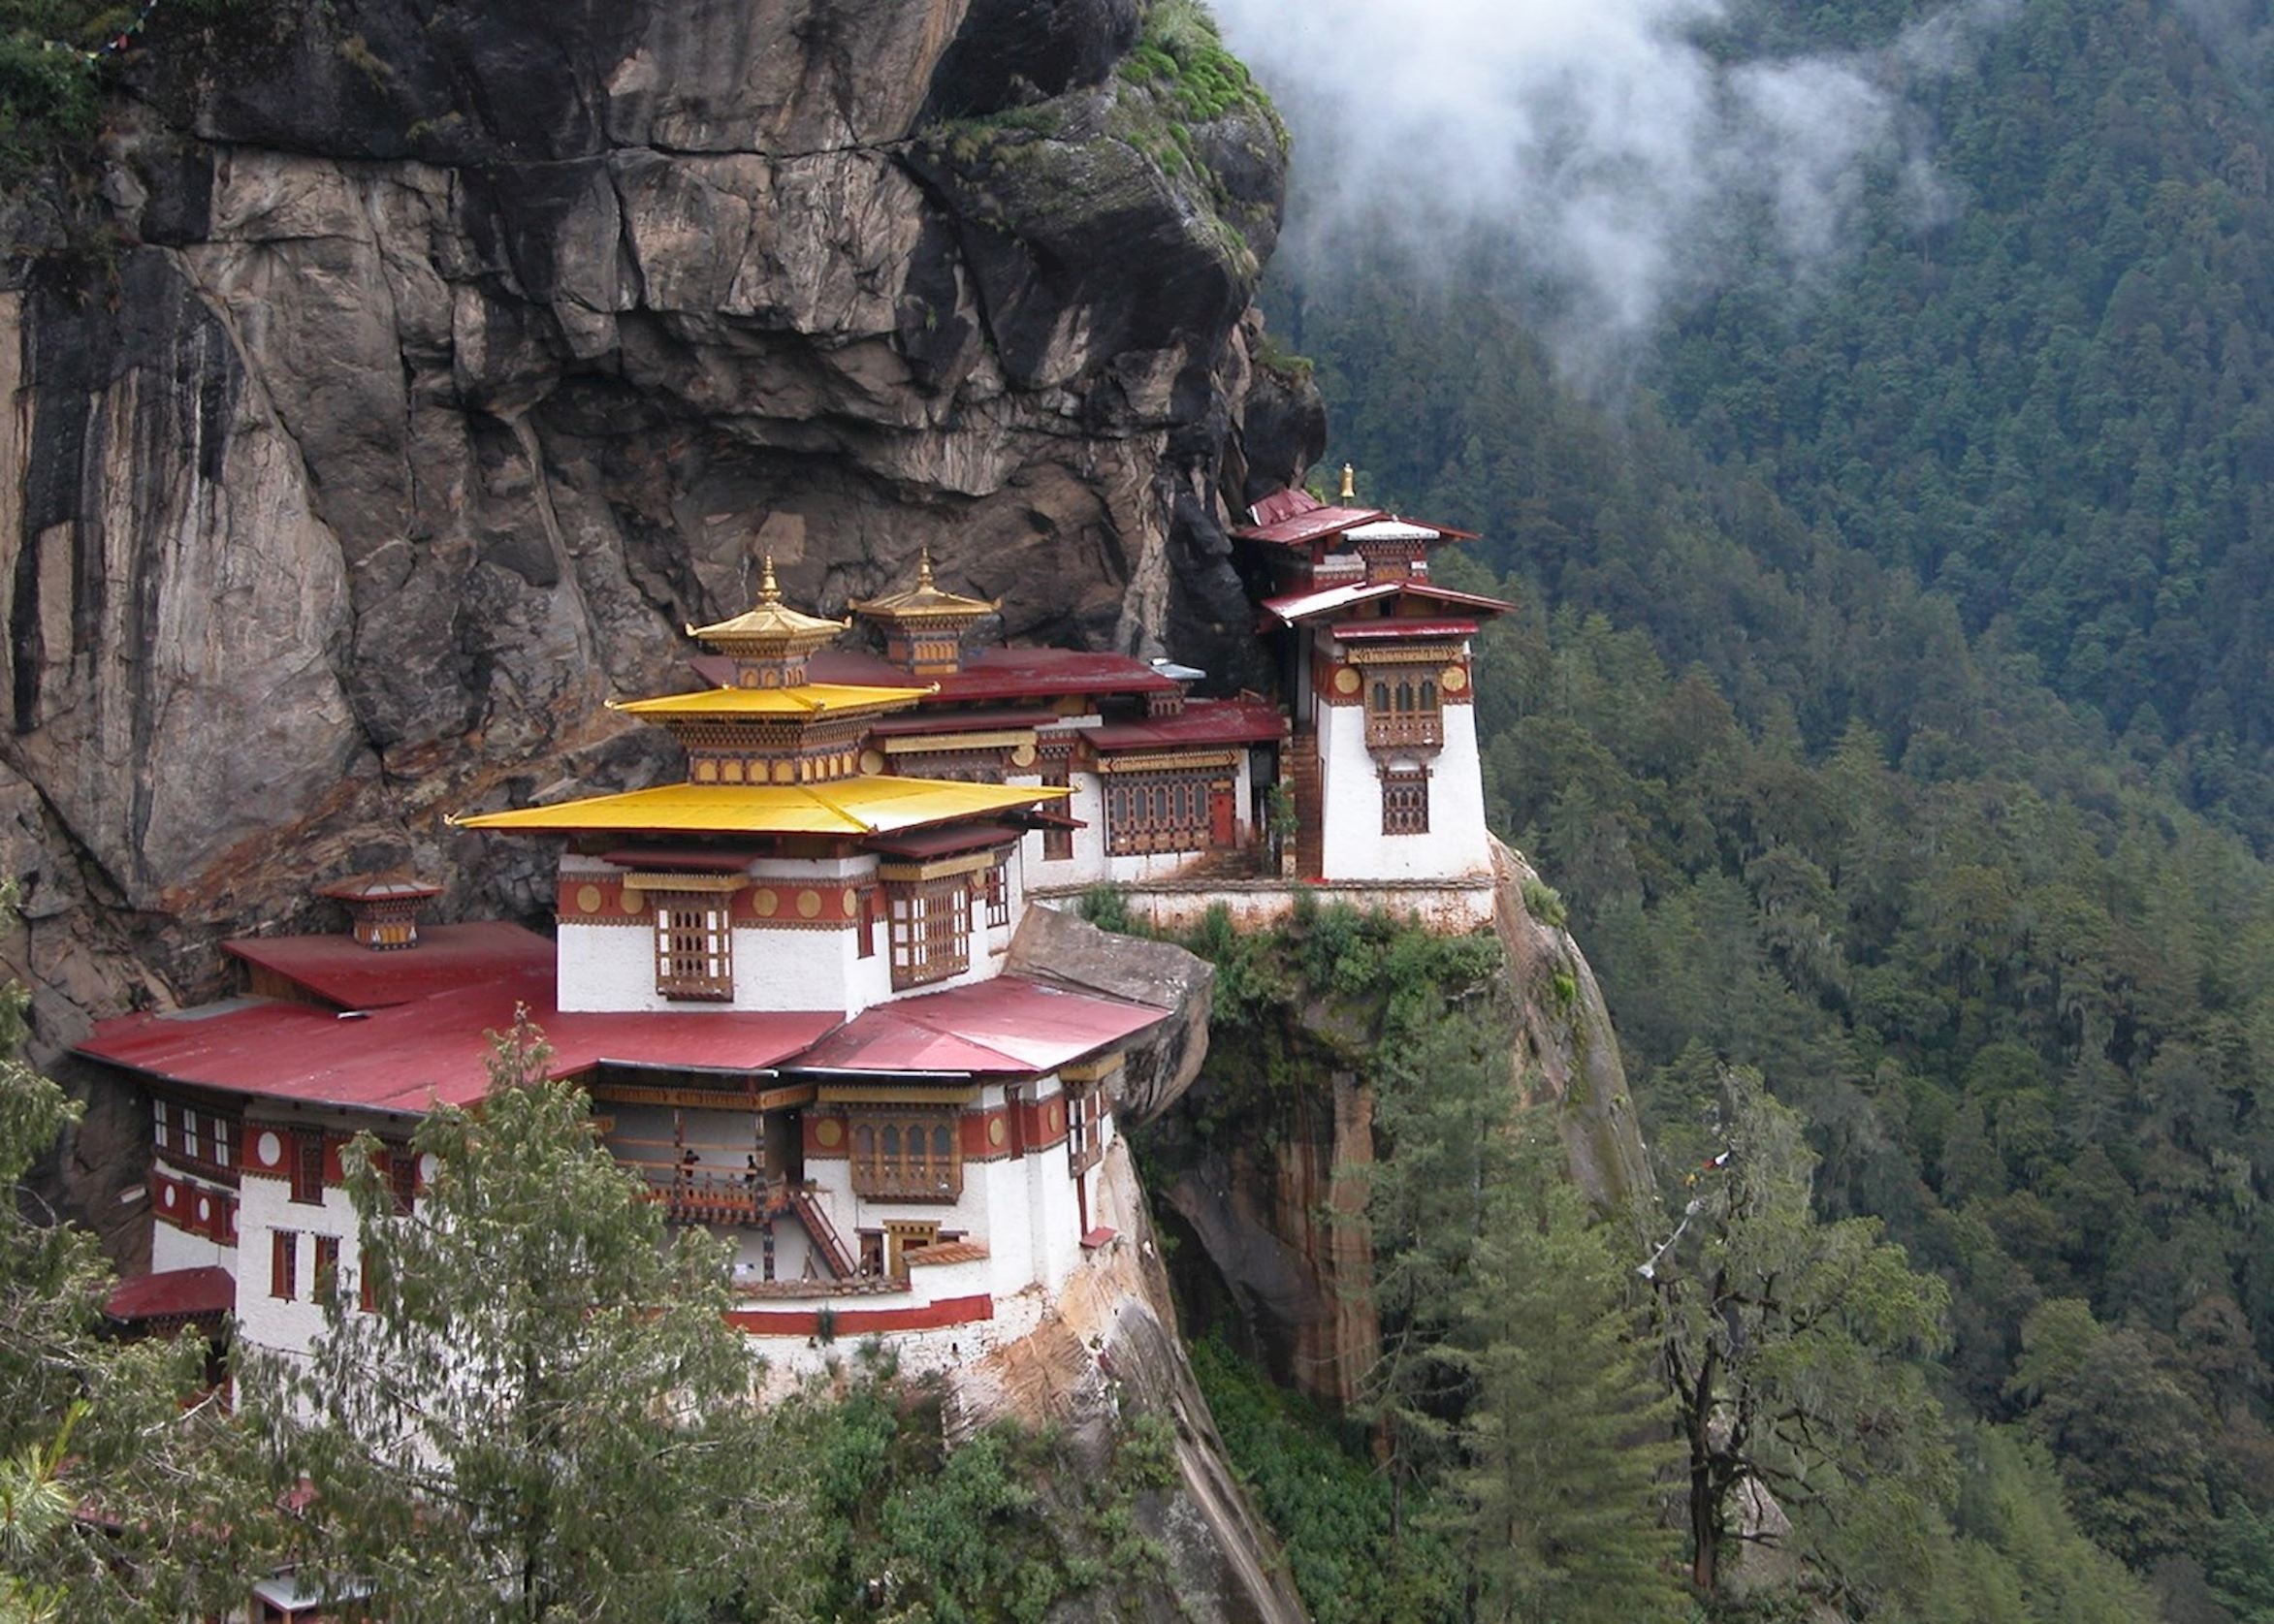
[271,1229,298,1301]
[886,878,971,991]
[983,858,1010,930]
[849,1111,964,1201]
[1066,1083,1105,1179]
[1041,765,1074,861]
[1381,767,1431,836]
[1104,770,1220,856]
[1364,671,1445,751]
[387,1148,418,1216]
[313,1235,341,1304]
[289,1130,326,1206]
[655,895,734,1002]
[157,1100,239,1180]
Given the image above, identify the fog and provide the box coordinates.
[1210,0,2015,375]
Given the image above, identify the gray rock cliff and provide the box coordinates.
[0,0,1324,1049]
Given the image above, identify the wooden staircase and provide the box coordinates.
[784,1186,858,1280]
[1289,738,1325,879]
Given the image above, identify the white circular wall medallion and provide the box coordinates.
[257,1131,282,1167]
[418,1153,439,1185]
[196,1196,210,1222]
[161,1184,176,1209]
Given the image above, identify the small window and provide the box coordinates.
[655,897,733,1002]
[1041,766,1073,861]
[271,1229,299,1301]
[358,1254,380,1316]
[152,1099,170,1151]
[290,1130,325,1205]
[984,859,1010,930]
[314,1235,341,1303]
[886,878,971,990]
[1067,1083,1105,1178]
[1382,768,1430,836]
[388,1149,418,1216]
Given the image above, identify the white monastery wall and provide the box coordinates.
[1319,703,1490,882]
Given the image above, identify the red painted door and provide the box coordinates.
[1208,785,1236,847]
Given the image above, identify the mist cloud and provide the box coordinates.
[1212,0,2014,373]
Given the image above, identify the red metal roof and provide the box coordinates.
[865,824,1021,860]
[104,1265,234,1322]
[792,976,1168,1076]
[76,968,842,1115]
[317,876,441,903]
[1262,581,1514,624]
[1088,697,1285,751]
[1330,619,1482,641]
[1247,487,1323,527]
[868,709,1056,738]
[1235,503,1386,547]
[1235,496,1480,549]
[225,922,555,1010]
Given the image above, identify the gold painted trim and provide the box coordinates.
[881,730,1036,755]
[621,872,750,894]
[582,1083,817,1111]
[1095,750,1240,774]
[1060,1054,1125,1083]
[816,1084,981,1106]
[876,850,1000,883]
[1343,643,1465,666]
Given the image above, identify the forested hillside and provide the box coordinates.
[1247,0,2274,1613]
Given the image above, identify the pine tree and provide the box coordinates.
[0,908,269,1617]
[1443,1122,1687,1624]
[251,1012,817,1623]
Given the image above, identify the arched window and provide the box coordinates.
[1421,678,1438,712]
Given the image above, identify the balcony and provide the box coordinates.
[849,1162,963,1202]
[1364,713,1443,753]
[637,1168,784,1227]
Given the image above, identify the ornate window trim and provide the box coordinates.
[849,1111,964,1201]
[1105,770,1226,856]
[887,876,972,990]
[1382,767,1431,836]
[655,894,735,1002]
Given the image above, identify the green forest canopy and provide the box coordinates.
[1255,0,2274,1608]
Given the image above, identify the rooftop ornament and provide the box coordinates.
[687,556,849,687]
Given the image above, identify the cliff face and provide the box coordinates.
[0,0,1325,1041]
[1148,847,1657,1408]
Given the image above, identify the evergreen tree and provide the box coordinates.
[0,912,269,1618]
[1443,1122,1686,1624]
[1650,1065,1952,1602]
[252,1013,817,1623]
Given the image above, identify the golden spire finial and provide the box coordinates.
[756,555,782,604]
[1338,462,1356,501]
[917,547,936,589]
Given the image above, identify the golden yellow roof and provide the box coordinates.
[613,683,931,719]
[688,557,849,650]
[455,777,1069,838]
[849,549,1001,622]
